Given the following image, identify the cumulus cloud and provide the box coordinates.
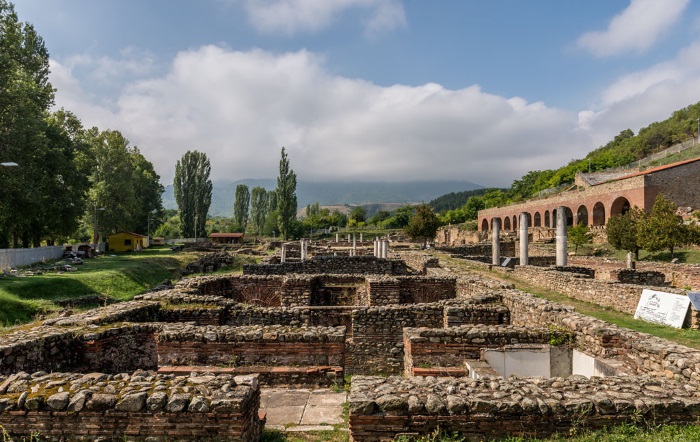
[239,0,406,35]
[576,0,688,57]
[580,40,700,146]
[50,46,589,187]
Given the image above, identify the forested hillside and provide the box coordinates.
[429,188,495,212]
[433,101,700,225]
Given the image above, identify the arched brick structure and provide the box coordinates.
[503,217,511,230]
[576,205,589,226]
[477,159,700,232]
[592,202,605,226]
[533,212,541,227]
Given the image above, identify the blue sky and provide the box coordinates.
[12,0,700,187]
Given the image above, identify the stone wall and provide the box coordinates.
[403,325,573,376]
[156,324,346,368]
[511,265,685,316]
[0,371,262,442]
[396,252,441,274]
[611,269,666,286]
[437,242,516,258]
[500,289,700,384]
[348,375,700,441]
[243,256,411,275]
[569,256,700,290]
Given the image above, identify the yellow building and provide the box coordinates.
[106,232,149,252]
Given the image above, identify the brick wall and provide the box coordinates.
[0,372,262,442]
[501,289,700,384]
[348,375,700,441]
[156,324,346,368]
[243,256,411,275]
[403,325,572,376]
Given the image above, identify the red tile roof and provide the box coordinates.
[209,232,244,238]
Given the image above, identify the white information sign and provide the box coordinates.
[634,289,690,328]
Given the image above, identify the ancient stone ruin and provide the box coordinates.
[0,252,699,441]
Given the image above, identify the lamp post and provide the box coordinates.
[93,204,105,256]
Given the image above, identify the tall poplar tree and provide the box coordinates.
[174,151,212,238]
[233,184,250,229]
[250,186,269,236]
[276,147,297,240]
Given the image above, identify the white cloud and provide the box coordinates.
[581,40,700,146]
[576,0,689,57]
[240,0,406,35]
[50,46,588,187]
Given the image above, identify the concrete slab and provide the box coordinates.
[261,389,310,408]
[264,405,305,427]
[308,390,347,406]
[300,405,345,425]
[287,425,335,432]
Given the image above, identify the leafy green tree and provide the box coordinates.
[638,195,689,258]
[404,204,440,246]
[606,207,645,260]
[370,210,391,226]
[233,184,250,230]
[276,147,297,240]
[348,206,367,224]
[174,150,212,238]
[267,190,277,212]
[250,186,269,236]
[567,224,593,254]
[0,1,56,247]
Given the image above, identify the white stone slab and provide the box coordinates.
[634,289,690,328]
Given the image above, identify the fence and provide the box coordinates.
[0,243,106,271]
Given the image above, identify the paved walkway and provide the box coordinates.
[260,388,347,432]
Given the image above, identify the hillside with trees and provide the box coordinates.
[431,101,700,226]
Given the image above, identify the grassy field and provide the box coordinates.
[0,247,199,326]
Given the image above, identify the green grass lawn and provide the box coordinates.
[0,247,198,326]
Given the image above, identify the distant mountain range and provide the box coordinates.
[162,179,482,217]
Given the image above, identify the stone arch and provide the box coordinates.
[525,213,532,227]
[534,212,542,227]
[610,197,631,217]
[504,216,511,230]
[592,202,605,226]
[512,215,517,230]
[481,218,489,231]
[576,205,589,226]
[544,210,550,227]
[552,207,574,227]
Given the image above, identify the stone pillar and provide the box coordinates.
[491,219,500,266]
[519,212,529,266]
[374,238,379,257]
[382,240,389,259]
[353,234,357,251]
[348,234,351,242]
[335,233,339,242]
[626,252,635,270]
[360,233,363,242]
[556,206,567,267]
[281,244,286,263]
[300,239,306,261]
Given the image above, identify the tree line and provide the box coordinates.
[0,1,164,248]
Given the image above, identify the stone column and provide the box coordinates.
[353,234,357,251]
[335,233,339,242]
[300,239,305,261]
[519,212,529,266]
[281,244,286,263]
[374,238,379,257]
[626,252,635,269]
[360,233,363,242]
[382,240,388,259]
[348,234,351,242]
[491,219,500,266]
[556,206,567,267]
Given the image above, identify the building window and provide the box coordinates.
[124,239,132,246]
